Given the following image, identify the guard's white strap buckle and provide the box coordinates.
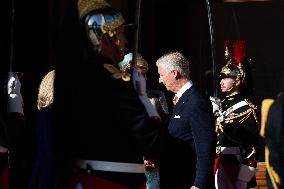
[76,160,145,173]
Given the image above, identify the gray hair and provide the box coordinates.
[156,52,190,78]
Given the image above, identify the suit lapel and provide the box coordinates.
[172,85,195,116]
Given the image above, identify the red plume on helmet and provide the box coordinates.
[219,40,246,83]
[220,40,256,101]
[232,40,245,67]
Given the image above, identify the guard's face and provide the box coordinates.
[113,26,128,59]
[158,64,175,92]
[101,25,128,63]
[219,77,235,93]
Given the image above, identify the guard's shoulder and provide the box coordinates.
[244,99,258,110]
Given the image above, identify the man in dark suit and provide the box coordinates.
[156,52,216,189]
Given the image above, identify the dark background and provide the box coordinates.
[1,0,284,163]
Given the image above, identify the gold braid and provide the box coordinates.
[217,107,253,144]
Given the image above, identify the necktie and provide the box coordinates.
[172,95,178,105]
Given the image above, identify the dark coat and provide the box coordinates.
[265,93,284,189]
[58,54,161,188]
[160,85,216,189]
[28,106,56,189]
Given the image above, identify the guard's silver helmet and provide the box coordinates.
[78,0,125,53]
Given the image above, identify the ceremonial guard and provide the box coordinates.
[65,0,161,189]
[213,41,260,189]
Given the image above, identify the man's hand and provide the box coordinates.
[210,96,221,115]
[144,159,158,171]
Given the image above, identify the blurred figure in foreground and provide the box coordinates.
[265,70,284,189]
[63,0,162,188]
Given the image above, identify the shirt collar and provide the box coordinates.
[176,80,193,99]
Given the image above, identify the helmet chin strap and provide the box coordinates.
[225,87,235,96]
[111,34,125,60]
[225,79,239,95]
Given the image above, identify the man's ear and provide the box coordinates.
[235,79,241,87]
[172,70,180,80]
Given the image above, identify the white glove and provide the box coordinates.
[132,68,147,96]
[149,98,157,109]
[234,164,256,189]
[237,164,256,182]
[139,96,160,118]
[7,72,24,114]
[210,96,221,114]
[0,145,8,153]
[149,96,169,119]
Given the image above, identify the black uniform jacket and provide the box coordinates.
[55,54,161,188]
[218,94,260,159]
[71,54,161,161]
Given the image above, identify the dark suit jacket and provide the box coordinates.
[160,85,216,189]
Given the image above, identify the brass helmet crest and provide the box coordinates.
[219,40,246,83]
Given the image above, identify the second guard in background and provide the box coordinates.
[214,41,260,189]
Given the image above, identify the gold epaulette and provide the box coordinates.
[223,99,259,126]
[244,99,260,126]
[103,64,131,82]
[224,108,252,124]
[244,99,258,110]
